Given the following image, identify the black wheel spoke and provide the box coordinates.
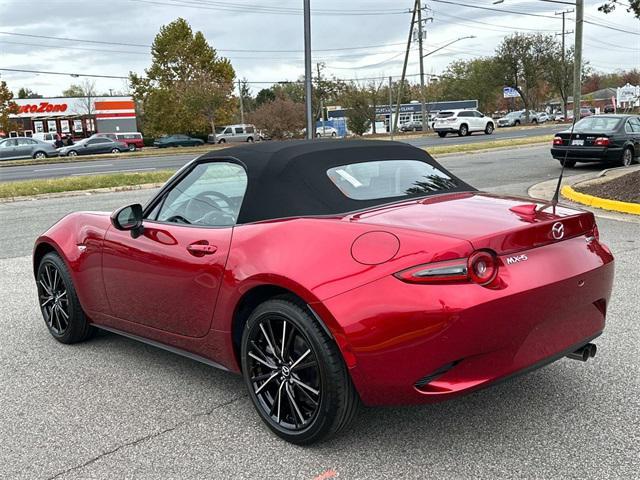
[246,314,322,432]
[38,262,70,336]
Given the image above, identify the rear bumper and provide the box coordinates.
[551,146,623,162]
[322,236,614,406]
[433,126,459,133]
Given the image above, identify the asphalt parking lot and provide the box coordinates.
[1,145,638,479]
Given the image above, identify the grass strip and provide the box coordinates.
[426,134,551,155]
[0,170,175,199]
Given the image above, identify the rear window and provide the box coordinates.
[326,160,459,201]
[437,111,454,118]
[574,117,621,131]
[117,133,142,139]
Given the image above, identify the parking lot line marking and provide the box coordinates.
[33,163,113,172]
[71,168,157,176]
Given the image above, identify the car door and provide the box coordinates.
[15,138,36,158]
[471,111,483,131]
[0,139,18,160]
[101,160,248,337]
[628,117,640,156]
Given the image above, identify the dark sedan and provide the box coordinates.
[58,137,129,157]
[153,134,204,148]
[551,115,640,167]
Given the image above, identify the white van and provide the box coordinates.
[32,132,58,145]
[208,124,257,144]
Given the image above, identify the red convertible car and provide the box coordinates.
[34,141,614,444]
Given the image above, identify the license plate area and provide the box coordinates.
[571,139,584,146]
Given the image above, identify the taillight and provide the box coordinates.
[467,251,498,285]
[394,250,499,286]
[594,137,610,146]
[553,136,563,145]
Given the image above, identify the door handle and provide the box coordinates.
[187,243,217,256]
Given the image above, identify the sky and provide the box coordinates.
[0,0,638,98]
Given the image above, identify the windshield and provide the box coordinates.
[505,112,521,118]
[574,116,621,131]
[327,160,459,201]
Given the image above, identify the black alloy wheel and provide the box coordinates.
[621,147,634,167]
[241,298,358,444]
[37,252,94,344]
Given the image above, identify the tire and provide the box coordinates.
[621,147,634,167]
[437,132,447,138]
[484,123,494,135]
[36,252,94,344]
[67,150,78,157]
[218,138,226,144]
[241,298,359,445]
[458,124,469,137]
[247,137,254,143]
[110,148,120,154]
[128,144,137,152]
[559,159,576,168]
[331,132,337,137]
[514,120,521,126]
[532,119,538,125]
[316,133,321,138]
[33,151,48,159]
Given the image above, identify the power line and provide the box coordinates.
[0,31,407,53]
[583,19,640,36]
[430,0,559,19]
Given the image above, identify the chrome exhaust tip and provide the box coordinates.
[567,343,597,362]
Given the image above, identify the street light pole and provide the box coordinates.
[417,1,427,133]
[303,0,313,140]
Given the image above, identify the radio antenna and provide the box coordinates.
[539,111,580,214]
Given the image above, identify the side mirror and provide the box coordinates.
[111,204,144,238]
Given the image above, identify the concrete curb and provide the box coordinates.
[561,185,640,216]
[0,182,163,204]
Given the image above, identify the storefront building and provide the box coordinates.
[8,96,137,138]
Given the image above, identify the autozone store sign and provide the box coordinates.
[11,97,135,119]
[17,102,69,115]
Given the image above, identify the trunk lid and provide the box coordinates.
[554,131,611,147]
[349,192,595,255]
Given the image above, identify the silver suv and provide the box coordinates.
[209,124,257,144]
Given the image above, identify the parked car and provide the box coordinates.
[537,112,550,123]
[154,134,204,148]
[553,112,565,122]
[58,137,129,157]
[400,121,424,132]
[93,132,144,151]
[315,125,339,138]
[0,137,59,160]
[33,140,614,445]
[496,110,540,127]
[433,109,495,137]
[603,104,615,114]
[32,132,58,146]
[551,114,640,167]
[208,124,257,144]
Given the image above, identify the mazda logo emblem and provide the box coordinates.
[552,222,565,240]
[281,366,290,377]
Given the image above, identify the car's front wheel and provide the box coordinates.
[37,252,94,344]
[67,150,78,157]
[485,123,494,135]
[110,148,120,154]
[241,298,359,445]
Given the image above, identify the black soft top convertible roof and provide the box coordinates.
[198,140,474,224]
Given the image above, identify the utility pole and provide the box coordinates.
[416,1,432,133]
[238,80,245,125]
[572,0,584,121]
[388,76,394,140]
[303,0,313,140]
[555,9,573,120]
[392,0,419,136]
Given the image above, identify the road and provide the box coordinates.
[1,145,638,479]
[0,124,565,182]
